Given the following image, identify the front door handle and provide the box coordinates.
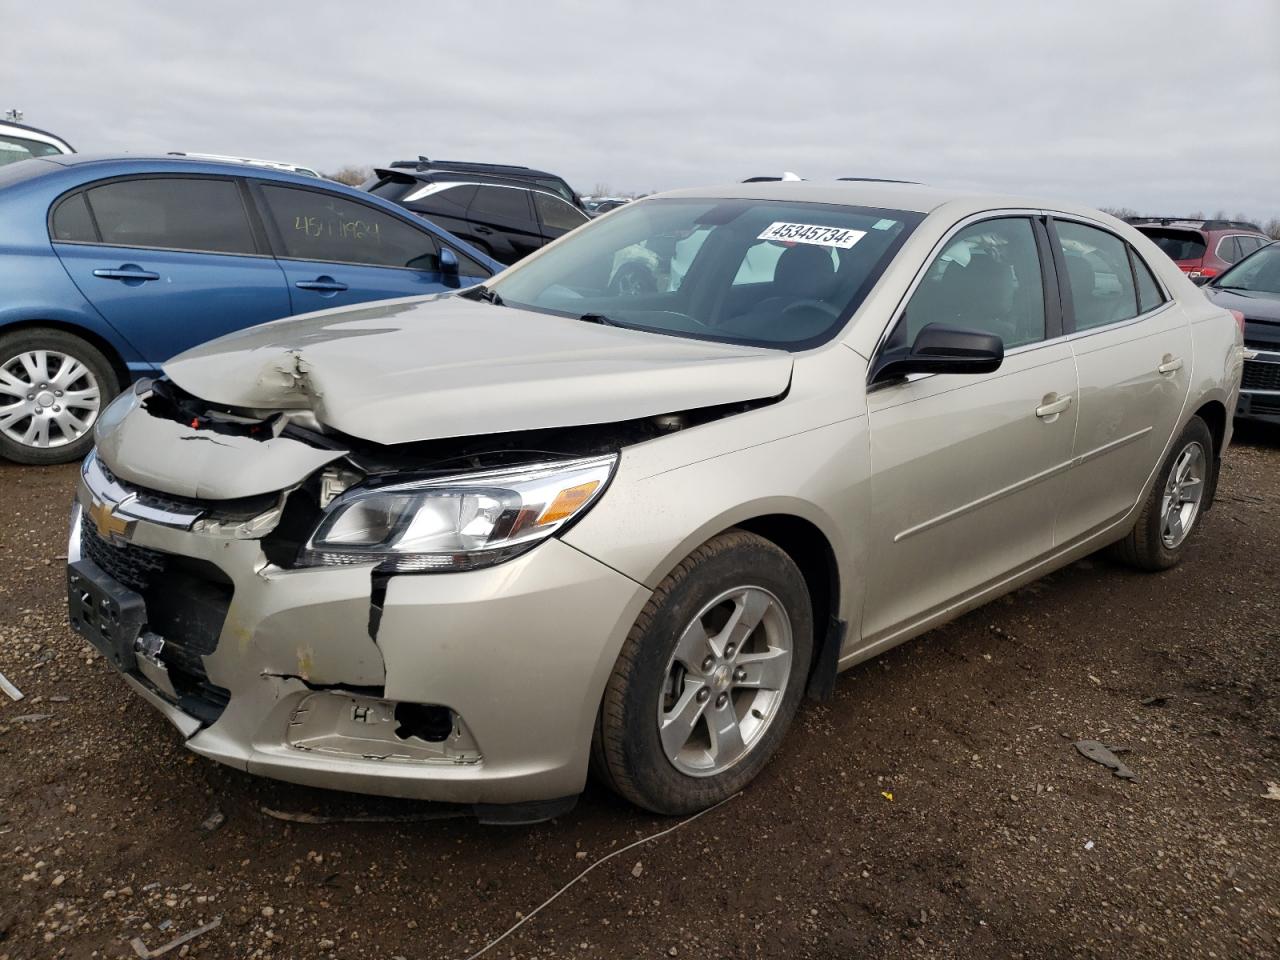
[1157,355,1184,375]
[92,266,160,282]
[1035,393,1073,419]
[295,277,349,293]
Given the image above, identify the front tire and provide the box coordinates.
[1113,416,1214,571]
[0,328,120,466]
[593,530,813,814]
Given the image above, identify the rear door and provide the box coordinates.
[252,182,489,314]
[532,190,590,244]
[1049,217,1193,543]
[467,185,543,263]
[50,176,291,366]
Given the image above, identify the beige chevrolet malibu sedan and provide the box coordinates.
[68,182,1242,821]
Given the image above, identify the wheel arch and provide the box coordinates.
[1190,398,1228,509]
[734,513,845,700]
[0,318,132,389]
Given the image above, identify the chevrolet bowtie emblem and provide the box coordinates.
[88,499,134,542]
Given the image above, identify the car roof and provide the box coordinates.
[375,166,561,191]
[388,158,568,181]
[650,179,1087,218]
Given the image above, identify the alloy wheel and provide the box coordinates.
[0,350,102,449]
[658,585,793,777]
[1160,440,1206,548]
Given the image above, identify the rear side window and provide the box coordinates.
[903,217,1046,349]
[1055,221,1139,331]
[1217,236,1241,263]
[1130,248,1166,313]
[50,193,96,242]
[1240,236,1268,255]
[471,186,532,222]
[533,192,588,231]
[84,178,256,255]
[1138,227,1206,262]
[257,184,440,270]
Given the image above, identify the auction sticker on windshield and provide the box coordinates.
[757,222,867,248]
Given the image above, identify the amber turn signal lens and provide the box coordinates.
[539,481,601,524]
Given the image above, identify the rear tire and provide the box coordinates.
[593,530,813,814]
[0,327,120,466]
[1113,416,1214,571]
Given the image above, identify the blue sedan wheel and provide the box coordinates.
[0,328,119,465]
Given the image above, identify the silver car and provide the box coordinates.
[68,182,1241,821]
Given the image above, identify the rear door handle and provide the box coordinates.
[1157,355,1184,375]
[92,267,160,281]
[294,277,349,292]
[1035,394,1073,419]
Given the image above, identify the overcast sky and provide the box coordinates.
[7,1,1279,219]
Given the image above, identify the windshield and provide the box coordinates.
[487,197,921,349]
[1214,242,1280,295]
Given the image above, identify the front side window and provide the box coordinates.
[83,178,256,255]
[1213,243,1280,295]
[899,218,1046,349]
[533,192,588,231]
[258,184,439,270]
[486,198,921,349]
[0,134,64,166]
[1055,220,1139,331]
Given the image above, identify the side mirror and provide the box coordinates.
[439,247,460,276]
[870,323,1004,385]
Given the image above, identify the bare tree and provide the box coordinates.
[1265,218,1280,240]
[1099,206,1140,221]
[324,165,374,186]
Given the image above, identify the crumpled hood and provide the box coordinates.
[163,296,794,445]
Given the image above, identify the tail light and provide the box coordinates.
[1229,309,1246,336]
[1188,267,1219,280]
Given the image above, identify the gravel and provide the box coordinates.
[1,424,1277,959]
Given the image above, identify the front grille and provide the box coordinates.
[1242,360,1280,392]
[80,514,167,592]
[78,515,234,722]
[1252,395,1280,415]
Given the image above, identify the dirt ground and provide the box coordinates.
[1,425,1277,960]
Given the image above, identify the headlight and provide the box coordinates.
[298,455,616,572]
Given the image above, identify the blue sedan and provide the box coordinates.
[0,154,500,464]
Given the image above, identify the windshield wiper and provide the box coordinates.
[462,284,504,306]
[578,313,625,327]
[1215,284,1251,291]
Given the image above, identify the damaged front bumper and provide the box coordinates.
[68,458,650,810]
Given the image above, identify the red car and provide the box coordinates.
[1129,217,1271,284]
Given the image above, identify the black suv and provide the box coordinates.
[363,159,590,264]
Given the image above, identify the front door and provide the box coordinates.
[50,176,292,368]
[1047,217,1194,542]
[861,216,1078,642]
